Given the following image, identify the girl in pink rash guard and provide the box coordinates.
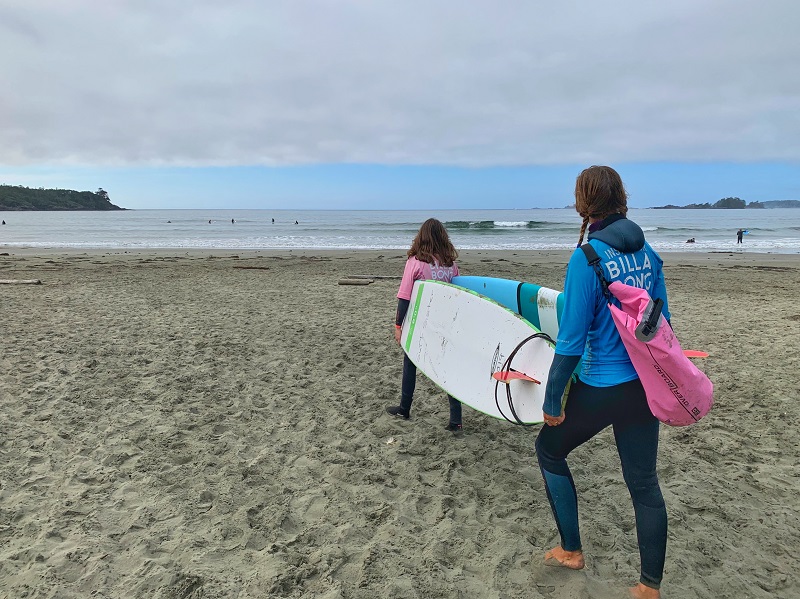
[386,218,464,432]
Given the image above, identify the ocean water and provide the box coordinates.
[0,208,798,253]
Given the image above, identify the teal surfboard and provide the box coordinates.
[451,276,565,341]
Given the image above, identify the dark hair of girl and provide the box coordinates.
[408,218,458,266]
[574,165,629,246]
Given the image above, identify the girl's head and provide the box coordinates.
[574,165,628,245]
[409,218,458,266]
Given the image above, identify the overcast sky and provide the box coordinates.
[1,1,798,208]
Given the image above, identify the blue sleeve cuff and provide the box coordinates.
[543,353,581,416]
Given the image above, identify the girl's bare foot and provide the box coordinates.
[628,582,660,598]
[543,546,585,570]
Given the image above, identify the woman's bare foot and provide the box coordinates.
[628,582,660,598]
[543,546,585,570]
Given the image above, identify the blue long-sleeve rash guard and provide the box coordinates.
[543,216,670,416]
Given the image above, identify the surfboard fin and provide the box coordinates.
[492,370,541,384]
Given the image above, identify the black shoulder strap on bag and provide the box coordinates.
[579,243,612,301]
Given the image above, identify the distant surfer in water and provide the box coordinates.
[386,218,463,432]
[737,228,744,243]
[535,166,669,599]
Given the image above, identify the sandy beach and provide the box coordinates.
[1,248,798,598]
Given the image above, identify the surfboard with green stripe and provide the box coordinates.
[400,280,559,424]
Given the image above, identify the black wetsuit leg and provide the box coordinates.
[612,390,666,590]
[535,378,666,589]
[400,354,416,413]
[447,395,462,425]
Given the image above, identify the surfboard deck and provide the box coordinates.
[401,280,557,424]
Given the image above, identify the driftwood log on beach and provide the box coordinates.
[338,278,374,285]
[346,274,402,280]
[0,279,42,285]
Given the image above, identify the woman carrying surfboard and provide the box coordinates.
[535,166,669,599]
[386,218,463,432]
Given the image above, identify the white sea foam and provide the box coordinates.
[493,221,530,227]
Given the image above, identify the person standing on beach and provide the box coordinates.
[386,218,463,432]
[737,229,744,243]
[535,166,669,599]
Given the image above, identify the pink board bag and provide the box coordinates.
[606,281,714,426]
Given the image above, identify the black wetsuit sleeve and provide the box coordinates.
[396,298,410,326]
[543,353,581,416]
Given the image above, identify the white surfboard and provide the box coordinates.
[401,280,559,424]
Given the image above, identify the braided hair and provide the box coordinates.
[574,166,629,246]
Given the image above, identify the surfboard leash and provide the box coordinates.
[494,332,555,426]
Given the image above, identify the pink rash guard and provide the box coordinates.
[397,256,459,300]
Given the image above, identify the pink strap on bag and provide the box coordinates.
[581,245,714,426]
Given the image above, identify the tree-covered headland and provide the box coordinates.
[653,197,800,209]
[0,185,125,210]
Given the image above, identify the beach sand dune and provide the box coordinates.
[1,249,798,598]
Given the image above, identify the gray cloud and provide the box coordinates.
[1,0,798,167]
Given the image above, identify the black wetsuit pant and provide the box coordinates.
[535,378,666,590]
[400,354,462,425]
